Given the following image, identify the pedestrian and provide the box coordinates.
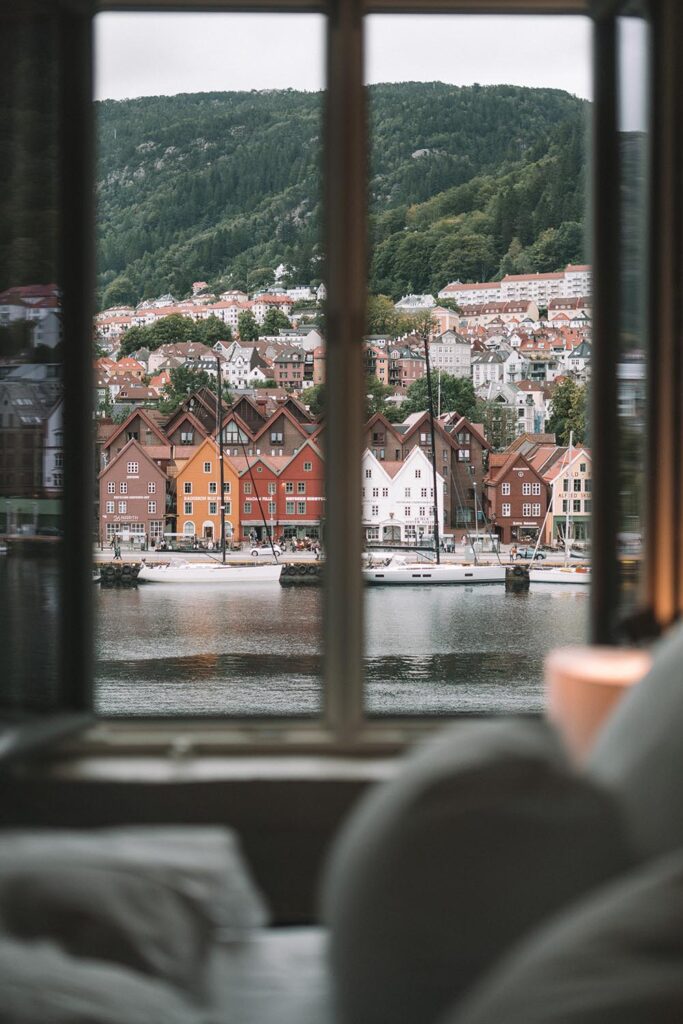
[511,543,518,560]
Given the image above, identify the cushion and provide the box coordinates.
[0,861,211,996]
[0,826,268,995]
[588,619,683,859]
[322,720,632,1024]
[445,848,683,1024]
[0,936,200,1024]
[0,826,268,935]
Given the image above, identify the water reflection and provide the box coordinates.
[95,582,587,716]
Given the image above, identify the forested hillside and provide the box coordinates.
[96,83,588,309]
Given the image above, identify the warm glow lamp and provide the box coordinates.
[545,646,652,761]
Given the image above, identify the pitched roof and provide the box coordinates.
[102,407,169,450]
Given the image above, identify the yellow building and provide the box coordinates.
[175,437,239,544]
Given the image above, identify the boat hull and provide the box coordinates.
[137,562,281,583]
[362,563,506,585]
[529,566,591,585]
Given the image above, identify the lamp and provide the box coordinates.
[545,646,652,761]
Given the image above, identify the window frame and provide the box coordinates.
[52,0,680,756]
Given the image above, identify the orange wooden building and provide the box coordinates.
[174,437,239,543]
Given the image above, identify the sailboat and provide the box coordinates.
[362,327,505,586]
[529,431,591,586]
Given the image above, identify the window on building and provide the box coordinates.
[118,501,127,514]
[532,482,541,495]
[180,431,193,445]
[203,461,211,473]
[271,432,283,444]
[573,479,581,491]
[365,469,372,479]
[298,482,306,494]
[244,482,252,495]
[415,470,421,478]
[371,505,379,517]
[267,482,276,495]
[209,501,217,515]
[184,501,192,515]
[522,503,532,516]
[244,501,252,514]
[126,461,138,475]
[285,481,293,494]
[209,482,217,494]
[573,499,581,512]
[285,501,295,515]
[148,501,156,514]
[107,481,115,494]
[501,503,511,517]
[119,481,127,494]
[382,487,388,497]
[522,482,531,495]
[105,501,114,513]
[184,481,192,495]
[532,503,541,515]
[502,482,511,496]
[297,501,306,514]
[148,481,156,494]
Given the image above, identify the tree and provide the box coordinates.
[158,366,224,415]
[400,373,477,421]
[260,308,291,336]
[366,295,413,338]
[198,315,231,346]
[475,399,518,451]
[97,389,114,419]
[365,375,396,420]
[101,276,136,309]
[547,378,587,445]
[237,311,259,342]
[304,383,325,418]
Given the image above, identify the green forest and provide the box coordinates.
[95,82,588,310]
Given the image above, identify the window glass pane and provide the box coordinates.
[93,12,325,716]
[0,12,64,712]
[616,12,649,613]
[363,14,591,715]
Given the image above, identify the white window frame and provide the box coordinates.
[501,503,511,517]
[501,482,511,496]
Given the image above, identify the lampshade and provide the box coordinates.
[545,646,652,761]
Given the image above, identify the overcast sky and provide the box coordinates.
[94,13,592,102]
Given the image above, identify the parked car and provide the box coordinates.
[250,544,282,557]
[514,546,545,561]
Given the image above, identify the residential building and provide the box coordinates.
[174,437,239,543]
[98,438,168,545]
[428,331,471,379]
[483,449,550,545]
[361,446,444,545]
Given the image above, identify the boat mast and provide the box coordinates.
[564,430,573,565]
[215,357,226,563]
[421,320,441,563]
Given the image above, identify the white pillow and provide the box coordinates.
[0,936,200,1024]
[0,826,269,936]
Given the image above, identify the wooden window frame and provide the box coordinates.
[51,0,683,756]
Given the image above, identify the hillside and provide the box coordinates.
[95,82,588,308]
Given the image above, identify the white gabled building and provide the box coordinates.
[361,446,444,545]
[428,330,471,379]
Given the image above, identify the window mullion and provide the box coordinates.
[590,6,621,643]
[323,0,366,742]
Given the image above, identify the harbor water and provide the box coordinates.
[94,581,589,716]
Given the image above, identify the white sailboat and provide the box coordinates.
[362,325,506,587]
[529,432,591,586]
[363,554,506,585]
[138,560,281,584]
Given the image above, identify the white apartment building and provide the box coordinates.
[437,281,502,305]
[472,348,524,388]
[428,331,471,378]
[440,265,593,308]
[361,446,445,545]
